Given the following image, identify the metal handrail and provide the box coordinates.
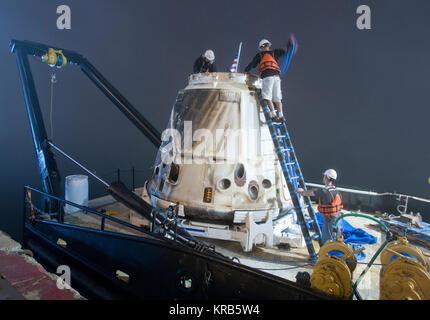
[23,185,153,237]
[23,185,234,262]
[305,183,430,204]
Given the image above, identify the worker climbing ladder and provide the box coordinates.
[256,89,322,262]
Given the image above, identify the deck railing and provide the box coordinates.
[23,185,152,236]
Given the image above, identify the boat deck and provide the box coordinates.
[60,189,430,300]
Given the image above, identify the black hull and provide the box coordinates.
[23,220,333,300]
[342,192,429,216]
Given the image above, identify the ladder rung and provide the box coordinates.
[289,176,300,180]
[293,203,309,210]
[286,162,295,165]
[276,135,286,138]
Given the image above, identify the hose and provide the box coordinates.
[334,212,389,234]
[332,212,390,299]
[350,240,389,300]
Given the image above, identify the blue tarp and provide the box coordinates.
[313,212,378,260]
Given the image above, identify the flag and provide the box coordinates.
[280,34,298,76]
[230,56,239,73]
[230,42,242,73]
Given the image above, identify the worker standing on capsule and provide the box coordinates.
[194,49,217,73]
[245,39,286,122]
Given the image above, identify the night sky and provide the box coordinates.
[1,0,429,242]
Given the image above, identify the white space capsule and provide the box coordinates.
[147,72,294,223]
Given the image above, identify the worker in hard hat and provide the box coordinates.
[297,169,343,245]
[244,39,287,122]
[193,49,217,73]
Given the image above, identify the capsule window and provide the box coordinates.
[234,163,246,187]
[262,179,272,189]
[218,178,231,190]
[249,184,259,201]
[235,163,245,179]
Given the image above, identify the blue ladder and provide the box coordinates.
[256,89,322,262]
[275,122,323,242]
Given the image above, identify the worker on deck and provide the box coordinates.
[244,39,286,122]
[193,49,217,73]
[296,169,343,245]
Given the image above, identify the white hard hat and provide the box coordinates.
[323,169,338,180]
[203,49,215,62]
[258,39,271,50]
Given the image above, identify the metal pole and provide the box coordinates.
[80,60,162,147]
[236,42,243,71]
[22,187,27,233]
[48,141,110,188]
[101,216,105,231]
[132,167,135,191]
[14,47,61,212]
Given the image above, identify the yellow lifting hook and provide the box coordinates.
[42,48,67,68]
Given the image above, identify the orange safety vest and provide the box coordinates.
[318,187,343,216]
[259,51,281,77]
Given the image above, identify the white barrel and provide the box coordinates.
[64,175,89,213]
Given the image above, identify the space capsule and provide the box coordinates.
[146,72,294,223]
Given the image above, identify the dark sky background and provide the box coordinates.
[1,0,429,242]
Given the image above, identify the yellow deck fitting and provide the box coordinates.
[104,211,118,216]
[380,237,429,270]
[317,235,362,273]
[380,237,430,299]
[310,236,362,299]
